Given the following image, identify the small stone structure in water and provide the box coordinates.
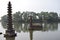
[4,1,17,37]
[29,16,42,30]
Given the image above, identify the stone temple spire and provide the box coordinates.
[7,1,12,30]
[8,1,12,14]
[4,1,17,37]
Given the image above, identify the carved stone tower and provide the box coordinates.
[4,1,16,37]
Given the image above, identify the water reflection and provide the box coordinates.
[42,22,58,31]
[1,21,7,29]
[1,22,58,32]
[29,30,33,40]
[13,22,22,32]
[1,22,58,40]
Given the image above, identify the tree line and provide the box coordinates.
[1,11,58,23]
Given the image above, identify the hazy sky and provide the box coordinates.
[0,0,60,19]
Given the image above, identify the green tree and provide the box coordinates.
[13,11,21,22]
[49,12,58,21]
[1,15,8,22]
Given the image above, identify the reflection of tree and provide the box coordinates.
[13,22,29,32]
[1,21,58,32]
[13,22,22,32]
[22,23,29,32]
[1,21,7,29]
[49,22,58,31]
[43,22,58,31]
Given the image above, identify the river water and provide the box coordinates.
[0,22,60,40]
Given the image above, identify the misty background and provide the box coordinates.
[0,0,60,19]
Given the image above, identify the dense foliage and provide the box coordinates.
[1,11,58,23]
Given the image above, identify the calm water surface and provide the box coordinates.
[0,22,60,40]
